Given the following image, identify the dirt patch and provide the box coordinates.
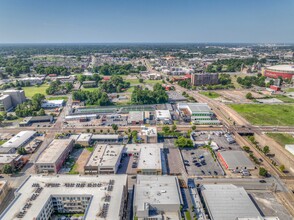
[76,148,92,173]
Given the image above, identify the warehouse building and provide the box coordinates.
[200,184,278,220]
[19,115,54,126]
[84,144,124,174]
[133,175,183,220]
[155,110,172,124]
[35,139,74,173]
[91,134,122,144]
[76,133,93,146]
[0,131,36,154]
[0,175,128,220]
[128,111,144,125]
[217,151,255,170]
[177,103,220,124]
[137,144,163,175]
[167,91,187,103]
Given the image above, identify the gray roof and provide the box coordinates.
[128,111,144,123]
[201,184,261,220]
[218,151,255,170]
[1,131,36,150]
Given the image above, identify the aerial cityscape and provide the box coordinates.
[0,1,294,220]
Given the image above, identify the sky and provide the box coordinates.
[0,0,294,44]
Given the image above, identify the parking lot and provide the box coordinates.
[181,148,224,177]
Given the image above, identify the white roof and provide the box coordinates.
[86,144,124,167]
[43,100,64,105]
[178,102,212,113]
[201,184,261,220]
[0,175,127,220]
[91,134,119,140]
[140,126,157,137]
[219,151,255,169]
[285,145,294,156]
[0,154,20,164]
[134,175,182,211]
[266,65,294,72]
[155,110,171,119]
[77,133,93,142]
[137,144,163,170]
[36,139,73,164]
[1,131,36,149]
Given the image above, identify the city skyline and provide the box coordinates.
[0,0,294,44]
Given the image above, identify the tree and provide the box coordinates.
[171,124,177,132]
[112,124,118,133]
[259,167,268,177]
[245,92,253,99]
[2,164,13,174]
[191,125,196,131]
[17,147,27,155]
[279,165,285,173]
[86,129,90,133]
[243,146,251,153]
[175,136,193,148]
[139,78,144,83]
[0,114,4,125]
[162,126,170,134]
[263,146,270,155]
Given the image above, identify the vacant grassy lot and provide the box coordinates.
[267,133,294,146]
[199,91,220,99]
[22,84,49,98]
[286,88,294,93]
[229,104,294,126]
[48,96,68,101]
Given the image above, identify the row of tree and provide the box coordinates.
[72,89,111,106]
[92,64,146,75]
[131,83,168,104]
[46,80,73,95]
[15,93,46,117]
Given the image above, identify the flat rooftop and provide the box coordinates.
[137,144,163,170]
[128,111,144,123]
[92,134,119,140]
[178,103,212,113]
[0,154,20,164]
[36,139,73,164]
[134,175,182,211]
[201,184,261,220]
[155,110,171,119]
[1,131,36,149]
[140,126,157,137]
[77,133,93,142]
[218,150,255,170]
[266,65,294,72]
[86,144,124,167]
[0,175,128,220]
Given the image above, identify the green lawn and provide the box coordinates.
[229,104,294,126]
[22,84,49,98]
[185,211,192,220]
[144,79,161,85]
[286,88,294,93]
[0,140,7,145]
[47,96,68,101]
[199,91,220,99]
[274,95,294,103]
[267,133,294,146]
[81,87,99,92]
[125,79,140,84]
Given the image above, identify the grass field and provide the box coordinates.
[125,78,140,84]
[199,91,220,99]
[81,87,99,92]
[22,84,49,98]
[48,96,68,101]
[267,133,294,146]
[229,104,294,126]
[144,79,160,85]
[286,88,294,93]
[274,95,294,103]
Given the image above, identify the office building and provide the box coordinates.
[35,139,74,173]
[134,175,183,220]
[3,89,26,107]
[0,131,36,154]
[138,126,158,143]
[191,73,219,86]
[76,133,93,147]
[84,144,123,174]
[0,175,128,220]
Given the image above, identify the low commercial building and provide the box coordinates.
[18,77,44,85]
[155,110,172,124]
[217,151,255,170]
[167,91,187,103]
[0,180,9,205]
[91,134,122,144]
[191,73,219,86]
[35,139,74,173]
[76,133,93,146]
[128,111,144,125]
[19,115,54,126]
[200,184,278,220]
[64,114,97,121]
[0,175,128,220]
[41,100,65,108]
[137,144,163,175]
[177,103,220,124]
[0,131,36,154]
[0,154,23,172]
[134,175,183,220]
[84,144,124,174]
[139,126,158,143]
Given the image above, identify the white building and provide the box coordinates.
[155,110,172,124]
[139,126,158,143]
[84,144,124,174]
[76,133,93,146]
[0,175,128,220]
[0,131,36,154]
[41,100,65,108]
[134,175,183,220]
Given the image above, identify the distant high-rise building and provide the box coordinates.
[191,73,219,86]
